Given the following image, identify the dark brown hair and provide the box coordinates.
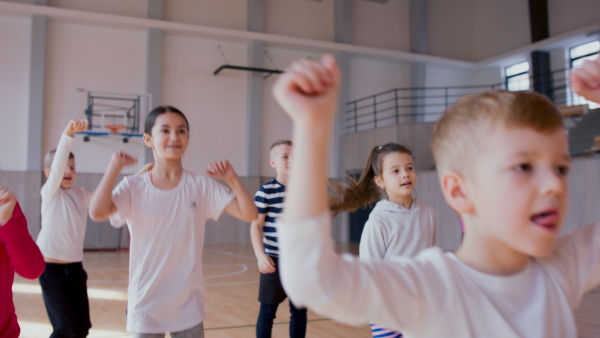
[330,143,412,215]
[144,105,189,135]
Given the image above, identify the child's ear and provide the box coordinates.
[374,175,385,190]
[269,158,276,169]
[143,133,153,149]
[43,168,50,179]
[440,171,474,214]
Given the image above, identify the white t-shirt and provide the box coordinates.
[37,134,92,262]
[279,213,600,338]
[359,199,436,261]
[110,170,234,333]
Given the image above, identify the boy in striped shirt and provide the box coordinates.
[251,140,307,338]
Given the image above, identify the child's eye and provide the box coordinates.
[514,163,532,172]
[178,129,187,134]
[161,129,169,133]
[407,166,414,171]
[555,165,569,176]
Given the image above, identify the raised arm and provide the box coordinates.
[271,56,436,332]
[43,119,88,198]
[206,160,258,222]
[571,56,600,104]
[0,187,44,279]
[89,151,137,221]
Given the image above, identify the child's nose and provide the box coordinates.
[540,169,565,195]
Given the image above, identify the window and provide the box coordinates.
[570,41,599,68]
[570,41,600,108]
[505,61,530,91]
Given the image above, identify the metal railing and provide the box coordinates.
[345,67,581,133]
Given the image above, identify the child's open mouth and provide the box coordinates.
[401,182,412,187]
[531,209,559,231]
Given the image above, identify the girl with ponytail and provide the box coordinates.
[331,143,437,338]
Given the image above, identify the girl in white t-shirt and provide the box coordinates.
[330,143,436,338]
[89,106,257,337]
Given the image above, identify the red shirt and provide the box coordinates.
[0,203,44,338]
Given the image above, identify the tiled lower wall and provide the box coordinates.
[8,156,599,251]
[0,173,346,249]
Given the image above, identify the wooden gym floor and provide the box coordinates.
[13,243,371,338]
[13,242,600,337]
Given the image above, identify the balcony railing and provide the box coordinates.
[345,67,584,133]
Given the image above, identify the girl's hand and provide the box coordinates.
[571,57,600,104]
[0,186,17,226]
[64,119,89,137]
[110,151,138,170]
[272,54,340,128]
[206,160,238,184]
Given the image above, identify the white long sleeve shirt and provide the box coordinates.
[37,134,92,262]
[279,213,600,338]
[359,199,436,261]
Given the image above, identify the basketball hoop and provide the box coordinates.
[105,124,126,134]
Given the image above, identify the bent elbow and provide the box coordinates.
[243,210,259,223]
[89,209,107,222]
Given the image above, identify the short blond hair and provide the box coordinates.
[45,149,74,169]
[431,91,564,175]
[269,139,292,158]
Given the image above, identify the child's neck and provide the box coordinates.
[275,174,288,186]
[150,160,183,190]
[388,195,413,209]
[455,228,530,276]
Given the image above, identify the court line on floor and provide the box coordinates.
[205,264,248,279]
[204,247,257,261]
[204,318,332,331]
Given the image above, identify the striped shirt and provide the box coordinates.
[254,179,285,257]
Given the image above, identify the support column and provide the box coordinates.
[25,0,48,238]
[409,0,428,123]
[528,0,552,99]
[333,0,353,242]
[334,0,352,44]
[26,14,47,171]
[244,0,265,177]
[144,0,163,163]
[244,40,264,177]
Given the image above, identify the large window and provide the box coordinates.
[570,41,600,108]
[505,61,530,91]
[570,41,599,68]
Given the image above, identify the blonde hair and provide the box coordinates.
[44,150,74,169]
[269,139,292,158]
[431,90,564,175]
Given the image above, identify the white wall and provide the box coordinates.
[473,0,530,61]
[348,57,412,101]
[0,14,30,172]
[259,47,338,178]
[352,0,409,51]
[549,0,600,37]
[162,35,248,175]
[48,0,149,18]
[264,0,334,41]
[428,0,475,61]
[43,21,147,174]
[164,0,247,30]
